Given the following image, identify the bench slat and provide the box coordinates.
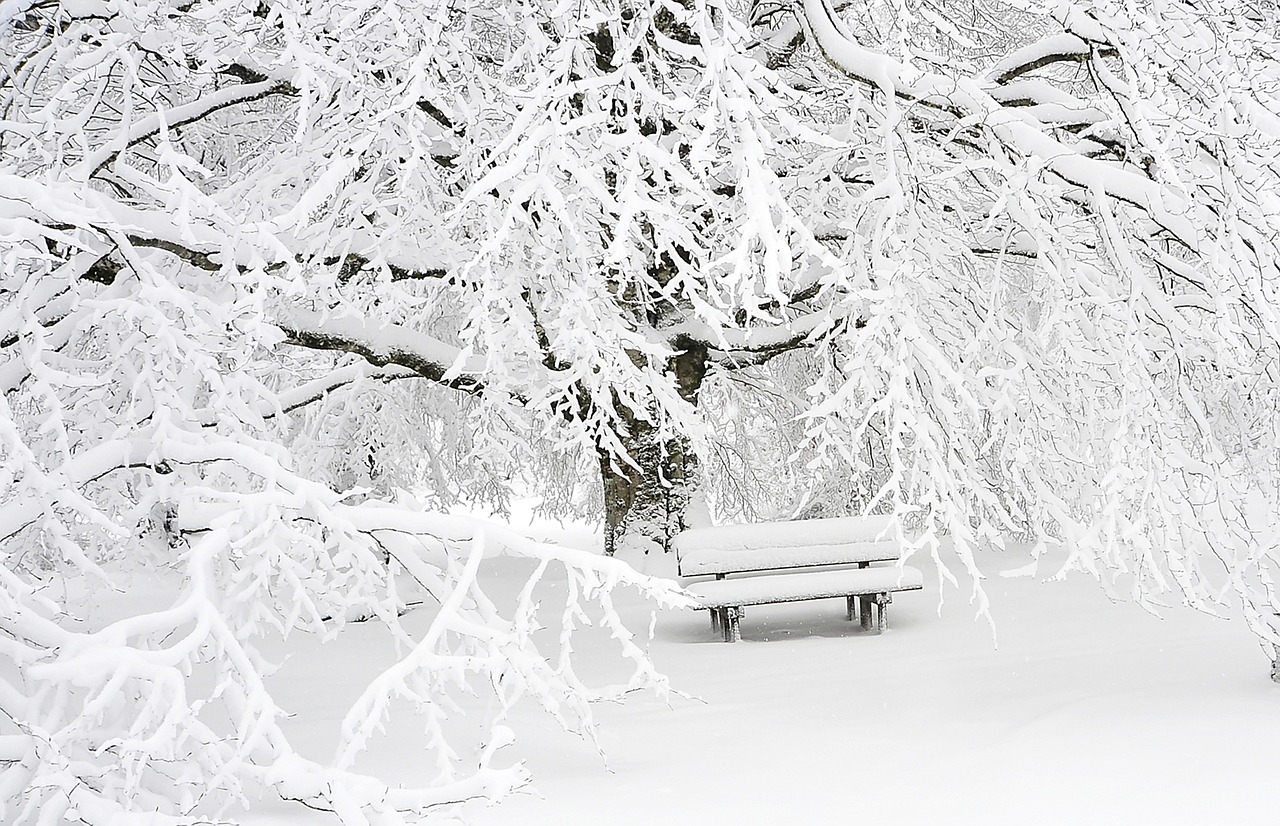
[677,540,899,577]
[686,565,923,609]
[672,515,895,556]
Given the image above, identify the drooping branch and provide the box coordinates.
[0,439,151,545]
[86,79,297,176]
[797,0,1226,259]
[276,364,421,415]
[193,363,420,428]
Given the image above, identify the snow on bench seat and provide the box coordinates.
[677,542,899,577]
[687,564,923,642]
[685,565,923,609]
[673,516,899,577]
[686,565,923,642]
[674,515,895,553]
[671,516,921,642]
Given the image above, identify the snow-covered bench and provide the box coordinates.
[673,516,923,642]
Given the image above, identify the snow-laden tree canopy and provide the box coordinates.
[3,0,1280,821]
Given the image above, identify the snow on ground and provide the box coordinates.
[243,506,1278,825]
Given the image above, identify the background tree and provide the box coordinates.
[3,0,1280,822]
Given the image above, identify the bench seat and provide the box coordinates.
[686,565,923,642]
[685,565,923,608]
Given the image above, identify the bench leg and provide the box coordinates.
[710,608,721,634]
[723,607,742,643]
[846,595,857,622]
[875,592,892,632]
[859,595,874,631]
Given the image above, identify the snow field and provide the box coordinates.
[240,509,1279,825]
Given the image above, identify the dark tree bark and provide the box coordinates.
[600,338,707,556]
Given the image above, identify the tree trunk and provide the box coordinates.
[598,424,697,556]
[600,338,707,556]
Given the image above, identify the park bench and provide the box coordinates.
[673,516,924,643]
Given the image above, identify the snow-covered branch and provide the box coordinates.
[274,308,485,393]
[5,2,1280,822]
[85,79,297,176]
[986,33,1112,84]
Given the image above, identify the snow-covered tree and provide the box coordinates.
[783,0,1280,678]
[3,0,1280,821]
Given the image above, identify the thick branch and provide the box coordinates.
[275,308,483,393]
[667,308,840,370]
[125,234,222,270]
[709,334,815,369]
[986,33,1117,85]
[327,251,448,284]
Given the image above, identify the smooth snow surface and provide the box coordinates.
[677,541,900,576]
[673,515,897,552]
[685,564,923,607]
[673,516,904,577]
[241,508,1279,826]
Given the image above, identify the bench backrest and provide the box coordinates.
[673,516,901,577]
